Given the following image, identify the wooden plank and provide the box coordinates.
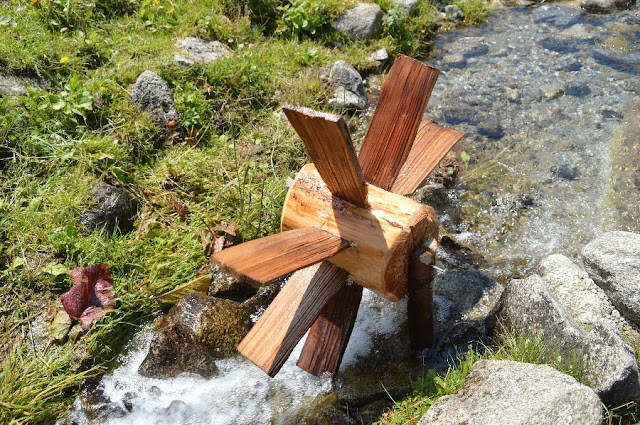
[238,262,347,376]
[358,55,440,191]
[391,119,465,196]
[211,227,349,285]
[283,105,368,208]
[297,281,362,377]
[407,238,438,350]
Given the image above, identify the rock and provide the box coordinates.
[368,47,389,64]
[328,60,367,100]
[337,365,412,407]
[138,294,249,378]
[446,37,489,57]
[582,321,640,405]
[564,83,591,97]
[582,231,640,325]
[174,37,233,65]
[396,0,418,13]
[477,116,504,140]
[444,5,463,22]
[333,3,383,40]
[550,153,580,181]
[433,271,503,358]
[418,360,602,425]
[80,183,138,234]
[328,87,367,110]
[208,264,254,300]
[0,75,46,98]
[130,70,179,134]
[173,54,194,67]
[538,254,616,328]
[581,0,617,13]
[540,84,565,100]
[498,275,640,403]
[79,378,127,422]
[441,53,467,69]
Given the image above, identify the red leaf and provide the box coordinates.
[61,264,115,320]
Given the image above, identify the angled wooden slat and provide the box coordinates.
[238,262,347,377]
[358,55,440,190]
[297,281,362,377]
[211,227,349,285]
[283,105,368,208]
[391,119,465,196]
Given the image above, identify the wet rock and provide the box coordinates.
[337,365,412,407]
[437,232,487,271]
[592,49,640,74]
[80,183,138,234]
[582,231,640,326]
[540,37,580,54]
[581,0,617,13]
[498,275,640,403]
[418,360,602,425]
[540,84,565,100]
[79,378,127,422]
[208,264,254,300]
[564,83,591,97]
[138,294,250,378]
[477,116,504,140]
[396,0,418,13]
[532,5,582,28]
[444,5,463,22]
[174,37,233,65]
[130,70,179,136]
[433,271,503,358]
[441,53,467,69]
[550,154,580,180]
[446,37,489,57]
[358,400,392,424]
[333,3,383,40]
[441,105,481,126]
[538,254,617,328]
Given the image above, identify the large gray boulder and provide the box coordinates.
[130,70,179,135]
[138,294,249,378]
[498,275,640,404]
[419,360,603,425]
[333,3,383,40]
[174,37,233,66]
[80,183,138,234]
[582,231,640,326]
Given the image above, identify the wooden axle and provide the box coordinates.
[281,164,438,301]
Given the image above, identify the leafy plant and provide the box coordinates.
[278,0,328,38]
[453,0,491,26]
[139,0,178,31]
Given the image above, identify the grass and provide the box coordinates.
[0,0,491,422]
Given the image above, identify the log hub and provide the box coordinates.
[282,164,438,301]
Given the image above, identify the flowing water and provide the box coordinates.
[66,4,640,423]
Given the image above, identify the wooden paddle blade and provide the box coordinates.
[238,262,347,377]
[297,282,362,377]
[391,119,465,196]
[358,55,440,190]
[283,105,368,208]
[211,227,349,285]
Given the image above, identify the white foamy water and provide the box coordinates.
[67,289,408,424]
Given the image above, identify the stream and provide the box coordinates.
[64,3,640,424]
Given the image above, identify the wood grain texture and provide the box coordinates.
[297,281,362,377]
[283,105,368,208]
[238,262,347,377]
[391,119,465,196]
[281,164,437,301]
[211,227,349,285]
[407,237,438,350]
[358,55,440,190]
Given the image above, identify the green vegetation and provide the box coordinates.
[0,0,490,423]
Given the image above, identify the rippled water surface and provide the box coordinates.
[426,4,639,280]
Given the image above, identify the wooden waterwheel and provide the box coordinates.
[212,54,464,378]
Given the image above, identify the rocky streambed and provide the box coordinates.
[63,2,640,424]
